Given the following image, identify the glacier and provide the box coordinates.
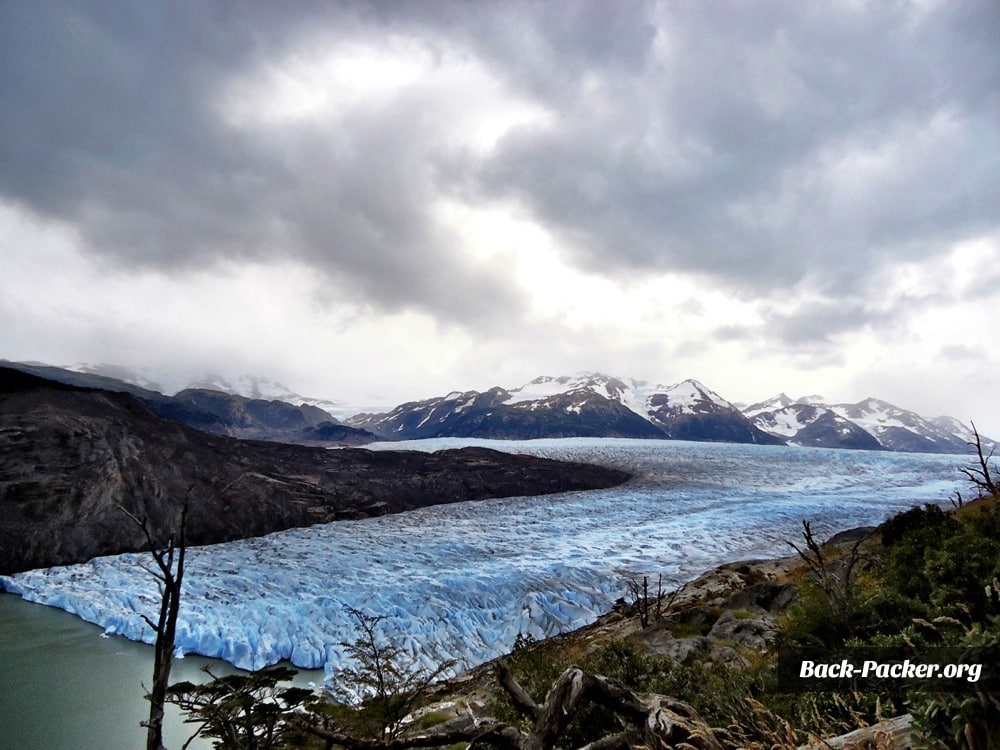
[0,438,969,679]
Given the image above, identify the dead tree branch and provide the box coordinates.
[121,495,189,750]
[494,663,723,750]
[788,520,868,626]
[959,422,998,497]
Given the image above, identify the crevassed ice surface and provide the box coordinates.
[0,439,968,678]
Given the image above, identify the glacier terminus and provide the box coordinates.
[0,438,969,681]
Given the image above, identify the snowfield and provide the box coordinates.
[0,439,968,679]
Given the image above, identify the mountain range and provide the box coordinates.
[741,391,989,454]
[347,374,782,445]
[346,372,991,454]
[3,362,993,454]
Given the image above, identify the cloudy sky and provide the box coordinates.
[2,1,999,431]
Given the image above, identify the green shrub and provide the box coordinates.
[909,617,1000,749]
[775,502,1000,745]
[417,710,452,730]
[778,579,843,650]
[670,619,713,638]
[879,504,955,548]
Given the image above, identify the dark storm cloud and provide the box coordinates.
[0,1,524,323]
[444,0,1000,291]
[762,298,889,347]
[0,2,281,250]
[1,0,997,333]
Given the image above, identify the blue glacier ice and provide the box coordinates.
[0,439,968,677]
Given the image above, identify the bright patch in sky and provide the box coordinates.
[220,35,551,153]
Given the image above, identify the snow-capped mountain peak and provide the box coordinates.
[832,397,916,429]
[744,393,985,454]
[503,373,734,420]
[44,360,996,455]
[743,393,795,418]
[505,372,645,406]
[664,378,733,412]
[183,373,297,402]
[796,394,828,405]
[348,373,782,445]
[747,403,882,451]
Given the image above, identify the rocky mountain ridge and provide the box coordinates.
[350,372,990,454]
[2,361,379,446]
[348,373,783,445]
[0,367,629,573]
[65,361,369,419]
[745,393,991,454]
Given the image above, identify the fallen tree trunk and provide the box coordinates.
[798,713,913,750]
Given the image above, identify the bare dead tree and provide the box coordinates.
[121,500,189,750]
[788,520,868,626]
[328,606,456,744]
[949,489,965,510]
[624,575,651,628]
[959,422,998,497]
[293,715,516,750]
[655,572,664,621]
[491,662,722,750]
[623,573,669,628]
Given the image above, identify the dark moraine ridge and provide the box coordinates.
[0,368,630,574]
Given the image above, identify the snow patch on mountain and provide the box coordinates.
[929,416,997,452]
[748,404,883,450]
[831,398,910,430]
[755,407,809,438]
[825,398,967,452]
[505,373,642,408]
[503,373,734,421]
[797,394,828,405]
[66,362,168,393]
[743,393,795,419]
[660,379,732,413]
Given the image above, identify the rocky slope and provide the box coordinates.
[2,361,379,445]
[0,367,629,574]
[421,525,918,749]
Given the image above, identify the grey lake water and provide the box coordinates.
[0,438,972,748]
[1,592,204,749]
[0,593,322,749]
